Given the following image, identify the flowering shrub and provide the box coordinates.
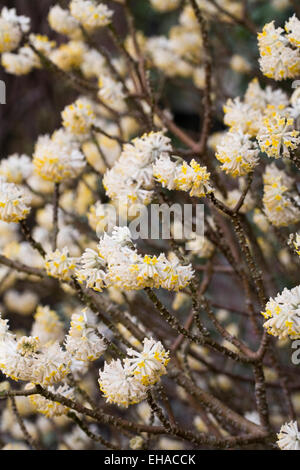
[1,0,300,452]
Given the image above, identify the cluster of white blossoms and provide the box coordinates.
[61,98,96,137]
[257,112,300,159]
[48,5,81,39]
[103,132,172,211]
[258,17,300,80]
[0,7,30,53]
[0,154,32,184]
[50,40,87,71]
[99,337,169,407]
[76,226,194,292]
[261,285,300,340]
[216,129,259,177]
[65,309,106,362]
[153,154,212,197]
[277,421,300,450]
[33,129,86,182]
[0,314,70,385]
[29,384,74,418]
[1,46,38,75]
[0,178,31,223]
[216,74,300,176]
[98,75,126,110]
[76,247,107,292]
[45,247,77,282]
[145,5,202,79]
[262,164,300,227]
[69,0,113,31]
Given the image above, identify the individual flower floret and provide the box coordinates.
[33,131,85,182]
[152,153,178,190]
[45,247,77,281]
[132,131,172,163]
[65,309,106,361]
[261,285,300,339]
[124,338,170,386]
[277,421,300,450]
[33,341,71,385]
[257,112,300,159]
[48,5,81,38]
[98,359,147,407]
[0,7,30,53]
[70,0,113,31]
[0,179,31,223]
[216,129,259,177]
[76,248,107,292]
[62,98,96,136]
[98,75,125,110]
[29,383,74,418]
[16,336,40,356]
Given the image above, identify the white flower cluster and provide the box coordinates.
[65,309,106,362]
[216,129,259,177]
[0,7,30,53]
[218,77,300,174]
[45,247,77,281]
[76,226,194,292]
[0,314,70,385]
[261,285,300,339]
[33,129,86,182]
[257,113,300,159]
[263,164,300,227]
[99,337,169,407]
[1,46,38,75]
[0,178,31,223]
[277,421,300,450]
[70,0,113,31]
[29,383,74,418]
[62,98,96,137]
[145,7,203,79]
[103,131,172,211]
[0,154,32,184]
[258,18,300,80]
[48,5,81,39]
[153,154,212,197]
